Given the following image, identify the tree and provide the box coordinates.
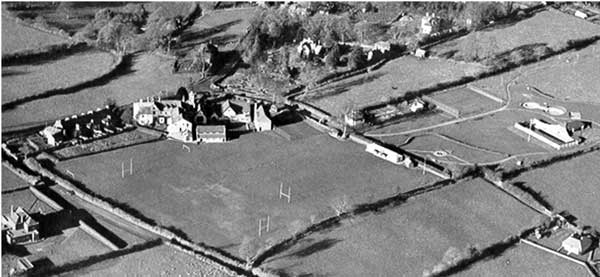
[238,236,257,263]
[330,195,351,216]
[97,18,138,53]
[324,43,340,69]
[348,46,366,70]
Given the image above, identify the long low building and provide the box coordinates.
[514,119,580,150]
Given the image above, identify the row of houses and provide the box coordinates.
[40,106,125,147]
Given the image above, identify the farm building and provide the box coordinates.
[220,100,252,123]
[196,125,226,143]
[345,109,366,127]
[414,48,427,58]
[561,233,594,255]
[40,125,63,147]
[1,206,40,245]
[365,143,405,165]
[514,118,579,150]
[166,116,194,142]
[254,104,272,132]
[409,98,426,113]
[420,12,440,34]
[133,98,185,126]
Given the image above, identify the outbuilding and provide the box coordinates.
[561,233,594,255]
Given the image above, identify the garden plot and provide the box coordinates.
[2,50,115,104]
[263,178,539,277]
[2,53,196,129]
[55,122,436,254]
[308,56,487,116]
[1,11,68,54]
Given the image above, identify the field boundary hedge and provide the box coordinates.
[2,52,124,110]
[22,157,266,277]
[2,41,90,65]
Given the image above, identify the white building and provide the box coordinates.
[254,104,272,132]
[166,117,194,142]
[421,12,440,35]
[562,233,593,255]
[366,143,405,165]
[196,125,226,143]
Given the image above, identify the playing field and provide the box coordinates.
[263,177,539,276]
[55,122,436,252]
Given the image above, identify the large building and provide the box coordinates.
[514,118,580,150]
[2,206,40,245]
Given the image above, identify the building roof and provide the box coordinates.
[531,118,574,143]
[254,105,271,124]
[221,100,250,115]
[196,125,226,139]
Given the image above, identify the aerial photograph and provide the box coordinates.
[1,1,599,276]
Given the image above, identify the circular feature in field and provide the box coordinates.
[433,150,448,157]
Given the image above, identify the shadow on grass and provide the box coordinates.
[430,237,520,277]
[304,72,386,101]
[26,239,163,277]
[511,181,553,210]
[2,53,137,111]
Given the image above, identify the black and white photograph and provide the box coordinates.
[1,1,600,276]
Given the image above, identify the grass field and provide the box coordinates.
[2,53,196,129]
[1,11,68,54]
[55,122,436,252]
[514,150,600,229]
[1,189,55,215]
[307,56,487,115]
[461,244,587,277]
[430,9,600,62]
[379,133,508,165]
[519,41,600,104]
[1,166,30,192]
[429,86,504,116]
[263,177,539,276]
[2,50,115,104]
[77,244,233,277]
[177,7,255,53]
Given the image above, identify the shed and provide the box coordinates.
[415,48,427,58]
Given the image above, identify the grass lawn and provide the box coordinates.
[307,56,487,116]
[514,150,600,230]
[1,189,55,215]
[263,178,539,277]
[2,53,196,129]
[77,244,233,277]
[2,50,116,104]
[55,122,436,253]
[1,11,68,54]
[430,9,600,61]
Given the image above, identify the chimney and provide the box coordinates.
[10,205,14,215]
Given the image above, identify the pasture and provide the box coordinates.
[177,7,255,53]
[2,53,196,129]
[430,9,600,62]
[1,11,68,54]
[514,149,600,229]
[55,122,436,253]
[2,50,115,104]
[307,56,487,116]
[262,178,539,277]
[76,244,233,277]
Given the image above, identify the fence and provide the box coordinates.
[79,220,120,251]
[466,84,505,104]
